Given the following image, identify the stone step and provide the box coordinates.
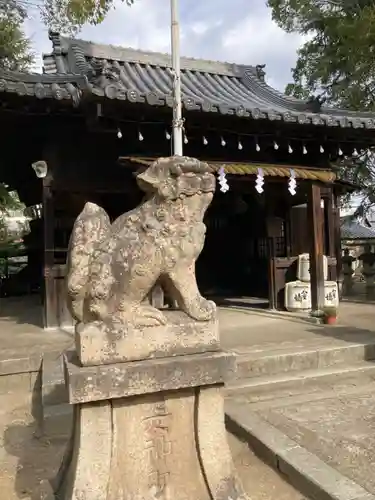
[38,343,375,407]
[233,341,375,380]
[226,361,375,401]
[225,399,375,500]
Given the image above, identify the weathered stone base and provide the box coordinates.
[47,352,248,500]
[75,311,219,367]
[54,386,247,500]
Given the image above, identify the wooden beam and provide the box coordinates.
[307,183,325,313]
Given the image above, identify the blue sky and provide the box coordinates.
[24,0,305,91]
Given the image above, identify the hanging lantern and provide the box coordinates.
[273,141,279,150]
[184,134,188,144]
[221,136,226,147]
[255,168,264,194]
[238,140,243,150]
[288,169,297,196]
[117,128,122,139]
[338,146,343,156]
[255,141,260,152]
[302,145,307,155]
[165,130,171,140]
[203,136,208,145]
[218,167,229,193]
[288,143,293,154]
[138,130,144,141]
[319,145,324,153]
[353,148,358,156]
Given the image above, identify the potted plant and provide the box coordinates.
[323,306,338,325]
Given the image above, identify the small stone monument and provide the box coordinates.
[48,157,248,500]
[342,249,356,296]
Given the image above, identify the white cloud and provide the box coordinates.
[23,0,305,91]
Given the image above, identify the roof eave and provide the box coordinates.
[0,69,89,105]
[40,33,375,129]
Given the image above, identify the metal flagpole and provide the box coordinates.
[170,0,183,156]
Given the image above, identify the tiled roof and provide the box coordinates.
[0,68,87,105]
[39,33,375,129]
[340,217,375,239]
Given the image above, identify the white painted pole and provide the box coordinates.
[171,0,183,156]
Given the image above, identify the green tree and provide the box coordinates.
[267,0,375,109]
[0,1,33,234]
[268,0,375,216]
[0,184,25,243]
[0,0,34,70]
[41,0,136,35]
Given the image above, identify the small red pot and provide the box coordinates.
[324,315,337,325]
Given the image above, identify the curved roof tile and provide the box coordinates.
[341,217,375,240]
[0,69,87,105]
[5,31,375,129]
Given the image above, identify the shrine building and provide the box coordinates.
[0,31,373,329]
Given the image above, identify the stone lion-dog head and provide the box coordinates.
[136,156,216,215]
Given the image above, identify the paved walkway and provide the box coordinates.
[1,296,375,498]
[1,295,375,373]
[245,375,375,495]
[224,301,375,500]
[219,301,375,353]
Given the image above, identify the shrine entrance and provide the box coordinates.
[197,184,286,308]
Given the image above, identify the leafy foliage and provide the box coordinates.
[268,0,375,216]
[41,0,135,35]
[0,185,26,243]
[0,0,34,70]
[336,152,375,216]
[268,0,375,108]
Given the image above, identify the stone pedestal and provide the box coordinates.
[75,311,219,367]
[47,348,248,500]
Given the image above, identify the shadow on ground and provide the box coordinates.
[1,377,69,500]
[3,420,67,499]
[0,295,43,329]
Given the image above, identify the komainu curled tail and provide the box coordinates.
[66,202,110,322]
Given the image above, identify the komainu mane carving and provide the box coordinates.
[66,156,216,329]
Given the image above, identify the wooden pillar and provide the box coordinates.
[333,192,342,280]
[42,177,57,328]
[324,189,335,257]
[267,237,277,310]
[307,183,325,313]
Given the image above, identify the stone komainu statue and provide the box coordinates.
[66,156,217,328]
